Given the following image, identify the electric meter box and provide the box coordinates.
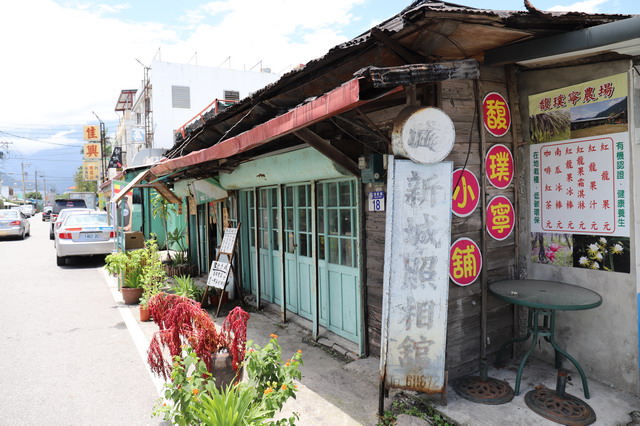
[359,154,384,183]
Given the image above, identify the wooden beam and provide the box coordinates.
[370,28,423,64]
[412,20,462,58]
[354,59,479,88]
[293,128,360,176]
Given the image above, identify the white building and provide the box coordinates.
[113,60,280,169]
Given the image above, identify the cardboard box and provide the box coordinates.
[125,231,145,250]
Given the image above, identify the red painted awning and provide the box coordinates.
[151,78,397,177]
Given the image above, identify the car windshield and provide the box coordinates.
[64,213,108,227]
[0,210,20,218]
[58,208,92,221]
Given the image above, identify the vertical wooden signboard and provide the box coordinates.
[202,225,241,317]
[380,158,452,407]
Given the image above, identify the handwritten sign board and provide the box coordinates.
[381,158,452,394]
[219,227,238,255]
[207,261,231,289]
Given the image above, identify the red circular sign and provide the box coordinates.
[486,195,515,241]
[449,237,482,286]
[482,92,511,137]
[485,144,514,189]
[451,169,480,217]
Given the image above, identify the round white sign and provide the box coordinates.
[391,107,456,164]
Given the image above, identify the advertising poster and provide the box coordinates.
[529,73,630,273]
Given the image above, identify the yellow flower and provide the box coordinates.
[285,362,291,366]
[270,333,278,339]
[264,387,274,395]
[281,384,287,390]
[297,349,302,354]
[192,389,199,395]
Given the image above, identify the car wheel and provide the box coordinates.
[56,255,66,266]
[20,229,26,240]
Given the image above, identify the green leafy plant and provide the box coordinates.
[105,237,167,293]
[172,274,202,301]
[151,191,178,256]
[191,383,272,426]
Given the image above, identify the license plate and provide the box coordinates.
[79,232,100,241]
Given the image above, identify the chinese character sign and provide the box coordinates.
[449,237,482,286]
[529,73,627,144]
[83,143,101,160]
[482,92,511,137]
[381,159,452,394]
[451,169,479,217]
[530,135,629,236]
[83,125,100,141]
[82,162,100,181]
[485,144,514,189]
[486,196,514,241]
[207,261,231,289]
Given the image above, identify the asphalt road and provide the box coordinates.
[0,214,162,425]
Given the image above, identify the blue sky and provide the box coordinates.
[0,0,637,192]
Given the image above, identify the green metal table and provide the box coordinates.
[489,279,602,399]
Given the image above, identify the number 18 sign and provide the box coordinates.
[368,191,385,212]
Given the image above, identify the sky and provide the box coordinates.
[0,0,637,193]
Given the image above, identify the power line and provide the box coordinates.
[0,130,84,147]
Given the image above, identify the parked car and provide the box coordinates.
[21,204,35,217]
[0,209,31,239]
[55,211,115,266]
[50,199,88,239]
[42,206,53,222]
[52,208,94,242]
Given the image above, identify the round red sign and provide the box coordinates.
[485,144,514,189]
[482,92,511,137]
[451,169,480,217]
[449,237,482,286]
[486,195,515,241]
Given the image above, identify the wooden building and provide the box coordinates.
[144,0,631,383]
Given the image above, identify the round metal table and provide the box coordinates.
[489,279,602,398]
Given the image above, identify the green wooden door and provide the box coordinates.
[284,184,314,320]
[258,187,282,304]
[317,180,360,343]
[239,190,257,295]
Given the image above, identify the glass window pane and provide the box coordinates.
[285,187,293,207]
[328,183,338,207]
[317,183,324,206]
[285,209,293,230]
[299,233,308,257]
[328,237,339,264]
[340,239,353,267]
[340,209,351,236]
[339,181,351,206]
[317,210,324,235]
[261,230,268,249]
[272,230,279,250]
[260,189,267,206]
[328,210,338,234]
[287,231,295,253]
[271,208,279,229]
[298,209,307,232]
[298,185,307,207]
[318,235,325,259]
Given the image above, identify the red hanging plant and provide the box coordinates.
[222,306,251,370]
[146,293,250,380]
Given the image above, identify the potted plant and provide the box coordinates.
[105,248,145,304]
[171,274,202,302]
[139,241,167,321]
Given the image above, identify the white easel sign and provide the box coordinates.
[219,228,238,254]
[207,261,231,289]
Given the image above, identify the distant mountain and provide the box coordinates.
[595,97,627,118]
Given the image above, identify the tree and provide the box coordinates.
[26,191,42,200]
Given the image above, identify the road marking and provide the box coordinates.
[101,268,165,397]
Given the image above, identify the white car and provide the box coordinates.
[0,209,31,239]
[51,208,94,241]
[55,211,115,266]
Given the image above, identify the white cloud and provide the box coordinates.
[0,0,365,141]
[548,0,608,12]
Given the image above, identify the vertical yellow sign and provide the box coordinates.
[84,125,100,141]
[83,162,100,181]
[83,143,101,160]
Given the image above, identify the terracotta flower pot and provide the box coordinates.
[209,291,229,306]
[140,306,151,322]
[121,287,143,305]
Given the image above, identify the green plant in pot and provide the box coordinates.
[139,239,168,321]
[171,274,202,302]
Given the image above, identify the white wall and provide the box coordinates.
[517,60,639,395]
[148,60,281,149]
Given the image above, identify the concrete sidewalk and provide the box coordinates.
[105,272,639,425]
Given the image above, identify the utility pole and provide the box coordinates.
[21,162,30,204]
[35,171,39,202]
[41,175,47,205]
